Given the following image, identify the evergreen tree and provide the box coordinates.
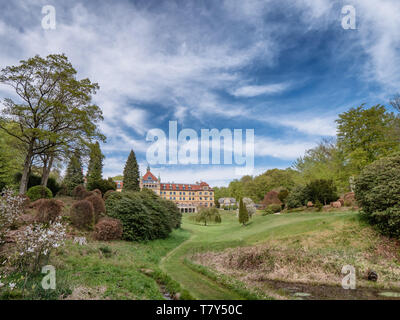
[87,142,104,190]
[238,198,249,226]
[122,150,140,192]
[63,150,84,194]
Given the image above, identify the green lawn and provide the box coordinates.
[161,210,400,300]
[49,228,191,300]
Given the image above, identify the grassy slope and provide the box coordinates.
[160,210,400,299]
[52,228,190,299]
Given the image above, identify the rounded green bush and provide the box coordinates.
[26,185,53,202]
[355,155,400,238]
[268,204,282,213]
[106,189,181,241]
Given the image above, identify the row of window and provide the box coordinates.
[160,191,213,196]
[163,196,213,201]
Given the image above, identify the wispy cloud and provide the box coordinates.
[230,83,290,97]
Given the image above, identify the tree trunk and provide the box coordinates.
[41,155,54,187]
[19,148,33,194]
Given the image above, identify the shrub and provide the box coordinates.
[5,217,66,273]
[92,189,102,197]
[315,200,323,212]
[278,189,289,204]
[242,198,256,218]
[286,185,308,209]
[26,185,52,202]
[107,194,153,241]
[36,199,64,223]
[70,200,95,230]
[262,207,273,216]
[87,179,116,194]
[106,190,181,241]
[0,189,25,245]
[238,198,249,226]
[85,195,106,223]
[192,207,221,226]
[304,179,338,205]
[268,204,281,213]
[93,217,123,241]
[355,155,400,237]
[262,191,282,206]
[103,190,115,201]
[14,173,60,195]
[72,185,86,200]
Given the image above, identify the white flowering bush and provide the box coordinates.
[0,188,25,245]
[243,197,257,218]
[6,217,67,273]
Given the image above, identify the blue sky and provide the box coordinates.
[1,0,400,186]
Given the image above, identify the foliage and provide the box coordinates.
[278,189,289,204]
[4,217,66,273]
[192,207,221,226]
[286,185,308,209]
[70,200,95,230]
[336,105,400,173]
[93,217,123,241]
[262,190,282,206]
[268,204,281,213]
[304,179,338,205]
[242,197,256,218]
[122,150,140,192]
[106,190,181,241]
[0,188,25,245]
[72,185,86,200]
[36,199,64,223]
[262,207,274,216]
[85,194,106,223]
[103,189,115,201]
[14,173,60,197]
[238,198,249,226]
[315,200,323,212]
[355,155,400,237]
[63,150,84,195]
[87,178,116,194]
[86,142,104,191]
[215,169,299,203]
[26,186,53,202]
[293,139,350,193]
[0,54,104,194]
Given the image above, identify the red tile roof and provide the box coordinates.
[160,182,213,191]
[143,171,158,181]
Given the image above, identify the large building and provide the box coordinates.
[115,166,214,213]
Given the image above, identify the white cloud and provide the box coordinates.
[254,136,317,160]
[230,83,290,97]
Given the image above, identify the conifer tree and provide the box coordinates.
[123,150,140,191]
[238,198,249,226]
[63,150,84,194]
[87,142,104,190]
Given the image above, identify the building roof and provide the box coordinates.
[160,182,213,191]
[142,170,158,181]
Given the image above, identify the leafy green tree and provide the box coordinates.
[122,150,140,192]
[86,142,104,190]
[194,207,221,226]
[238,198,249,226]
[0,54,103,194]
[304,179,338,205]
[336,105,399,173]
[63,150,84,194]
[293,139,350,192]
